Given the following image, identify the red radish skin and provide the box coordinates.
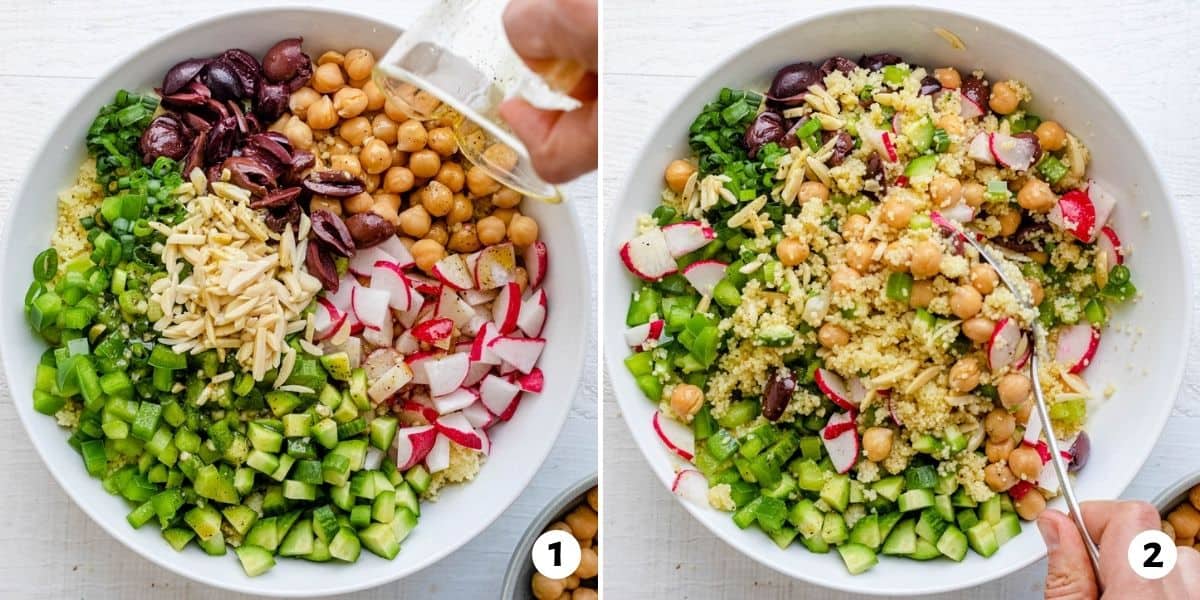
[1049,189,1097,242]
[815,368,857,411]
[479,374,521,421]
[1055,323,1101,374]
[462,401,497,429]
[1086,181,1117,239]
[989,132,1039,171]
[461,360,493,388]
[1097,226,1124,268]
[517,289,548,337]
[682,260,727,298]
[821,412,860,474]
[671,469,709,505]
[887,393,903,427]
[426,434,451,473]
[371,260,413,311]
[515,367,544,393]
[492,282,521,334]
[652,410,695,461]
[661,221,716,257]
[405,351,440,386]
[625,319,666,349]
[523,241,549,289]
[412,318,455,345]
[401,400,439,423]
[433,412,483,450]
[391,425,438,470]
[487,336,546,374]
[1008,480,1035,501]
[471,322,502,364]
[349,245,399,277]
[432,253,475,291]
[987,318,1024,371]
[314,297,346,340]
[620,228,678,281]
[967,133,995,164]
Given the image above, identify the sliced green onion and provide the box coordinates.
[886,272,914,303]
[33,248,58,282]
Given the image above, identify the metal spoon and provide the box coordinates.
[931,212,1102,572]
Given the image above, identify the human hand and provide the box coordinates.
[1039,500,1200,599]
[499,0,597,183]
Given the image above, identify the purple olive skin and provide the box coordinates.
[139,115,190,163]
[824,130,854,166]
[960,76,990,112]
[743,111,786,158]
[204,116,242,165]
[203,61,243,101]
[1069,431,1090,473]
[265,200,302,234]
[918,75,942,96]
[222,156,275,197]
[768,62,823,104]
[761,369,797,421]
[162,58,210,95]
[218,49,263,97]
[310,210,358,257]
[262,38,307,83]
[301,171,366,197]
[344,212,395,248]
[256,82,290,120]
[305,239,339,291]
[250,186,302,210]
[858,53,903,72]
[820,56,858,77]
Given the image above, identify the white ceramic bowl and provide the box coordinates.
[0,7,588,597]
[604,5,1190,595]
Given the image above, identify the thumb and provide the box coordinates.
[1038,510,1099,600]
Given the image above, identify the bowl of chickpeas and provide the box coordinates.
[501,474,599,600]
[1154,472,1200,550]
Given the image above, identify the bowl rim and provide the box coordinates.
[604,3,1191,595]
[1152,470,1200,513]
[0,5,590,596]
[498,472,599,600]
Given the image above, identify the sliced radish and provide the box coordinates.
[351,286,391,331]
[662,221,716,257]
[860,120,898,162]
[1008,479,1035,501]
[847,377,869,406]
[967,132,995,165]
[371,260,413,312]
[461,360,493,388]
[431,387,478,415]
[361,311,393,348]
[462,287,499,306]
[426,433,451,473]
[498,360,518,376]
[821,412,860,474]
[1097,226,1124,268]
[424,353,470,396]
[619,228,677,281]
[1022,408,1043,446]
[363,348,402,381]
[515,367,544,393]
[435,286,474,329]
[488,336,545,374]
[492,282,521,334]
[405,350,439,386]
[374,236,415,269]
[470,322,502,365]
[349,245,398,278]
[434,411,483,450]
[400,399,438,423]
[326,274,359,315]
[462,401,497,430]
[475,427,492,456]
[987,318,1024,371]
[391,425,437,471]
[940,203,976,224]
[671,469,709,506]
[517,289,548,337]
[474,243,517,290]
[394,330,419,355]
[363,446,385,471]
[523,240,549,289]
[479,374,521,420]
[625,319,666,349]
[412,318,455,345]
[989,132,1039,171]
[407,274,442,297]
[887,392,902,426]
[1055,323,1100,374]
[1048,189,1097,243]
[959,90,985,119]
[682,260,727,297]
[652,409,694,461]
[1087,180,1117,234]
[815,368,857,411]
[432,254,475,291]
[314,297,346,341]
[1037,459,1061,495]
[367,363,414,405]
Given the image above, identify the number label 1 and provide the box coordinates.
[532,530,581,580]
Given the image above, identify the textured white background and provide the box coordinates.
[603,0,1200,598]
[0,1,597,598]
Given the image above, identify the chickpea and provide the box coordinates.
[1169,504,1200,540]
[436,162,466,192]
[963,182,986,208]
[986,436,1016,463]
[306,95,339,130]
[930,174,962,208]
[664,159,696,193]
[1163,520,1177,540]
[447,194,474,226]
[1015,489,1047,521]
[492,207,518,225]
[447,224,481,253]
[934,67,962,89]
[776,238,809,267]
[333,87,368,119]
[984,408,1016,441]
[989,81,1021,115]
[586,487,598,512]
[424,127,457,157]
[371,200,400,226]
[818,323,850,348]
[284,116,314,149]
[312,63,346,94]
[863,427,894,462]
[359,138,392,175]
[998,210,1021,236]
[343,48,375,81]
[317,50,344,66]
[970,264,999,295]
[910,241,942,279]
[467,166,502,196]
[1014,399,1034,426]
[547,521,573,537]
[514,266,530,294]
[493,187,523,209]
[1190,484,1200,511]
[330,154,363,179]
[409,149,442,179]
[577,546,598,579]
[363,172,381,193]
[531,573,565,600]
[483,143,519,172]
[422,181,454,217]
[950,285,983,319]
[844,242,875,272]
[477,216,507,246]
[882,241,912,271]
[344,191,374,214]
[396,120,429,152]
[962,317,995,344]
[841,214,870,240]
[798,181,829,202]
[564,576,580,591]
[1017,178,1056,212]
[426,221,449,246]
[338,116,371,147]
[361,79,385,111]
[573,589,598,600]
[411,238,445,272]
[399,205,432,238]
[670,383,704,419]
[508,214,539,247]
[909,280,934,308]
[881,195,914,229]
[985,462,1017,492]
[1008,445,1043,481]
[949,357,982,393]
[288,87,321,119]
[830,266,859,293]
[384,98,411,122]
[384,167,415,194]
[565,506,599,541]
[309,195,342,216]
[937,113,964,137]
[1033,120,1067,152]
[1027,278,1044,306]
[998,373,1032,410]
[374,192,402,213]
[369,114,399,145]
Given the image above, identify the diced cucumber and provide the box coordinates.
[305,535,332,562]
[903,154,938,180]
[848,514,881,550]
[849,480,866,505]
[196,529,226,555]
[184,505,222,541]
[934,472,959,495]
[877,512,903,542]
[320,352,352,381]
[235,544,276,577]
[280,519,315,557]
[405,465,432,495]
[999,494,1015,514]
[821,512,848,545]
[330,483,354,511]
[837,543,878,575]
[245,517,280,552]
[768,526,798,549]
[905,465,938,490]
[222,505,259,535]
[330,527,362,562]
[162,527,195,552]
[395,481,421,517]
[909,536,942,560]
[951,487,978,508]
[391,507,419,543]
[936,525,969,561]
[756,324,795,347]
[979,494,1002,525]
[793,459,825,492]
[788,499,825,540]
[898,489,935,512]
[916,508,949,543]
[881,518,917,555]
[348,368,369,410]
[761,473,796,500]
[313,505,340,543]
[934,494,955,522]
[801,532,830,553]
[359,523,401,559]
[369,416,398,452]
[872,475,906,502]
[820,474,851,513]
[967,520,1000,557]
[994,512,1023,546]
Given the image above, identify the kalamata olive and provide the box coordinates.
[960,76,990,112]
[918,75,942,96]
[301,170,365,197]
[761,368,797,421]
[162,58,211,95]
[250,186,301,210]
[182,128,208,176]
[262,38,308,83]
[203,60,243,101]
[288,150,315,182]
[344,212,395,248]
[181,112,212,135]
[310,210,358,256]
[820,56,858,77]
[305,235,340,291]
[264,200,301,233]
[1013,131,1044,164]
[823,130,854,166]
[768,61,823,104]
[227,99,249,134]
[865,152,884,191]
[218,49,263,97]
[255,82,290,120]
[858,53,903,72]
[204,116,242,165]
[1069,431,1090,473]
[139,115,190,163]
[242,133,292,176]
[743,111,786,158]
[222,156,274,197]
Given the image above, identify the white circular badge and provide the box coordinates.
[1128,529,1177,580]
[531,530,581,580]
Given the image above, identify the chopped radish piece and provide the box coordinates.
[815,368,857,411]
[662,221,716,257]
[1097,226,1124,268]
[517,289,548,337]
[412,318,455,345]
[405,351,439,386]
[492,282,521,334]
[432,254,475,291]
[351,286,390,331]
[1037,459,1060,495]
[349,245,398,277]
[431,387,478,415]
[939,203,976,224]
[474,243,517,290]
[625,319,666,348]
[652,410,694,461]
[361,311,393,348]
[488,337,545,374]
[1048,189,1097,243]
[367,363,413,405]
[363,446,384,471]
[423,353,470,396]
[1087,180,1117,235]
[515,367,544,393]
[967,132,995,164]
[479,374,521,420]
[989,133,1039,171]
[475,427,492,455]
[326,274,359,315]
[1055,323,1100,374]
[374,236,415,268]
[847,377,869,406]
[682,260,727,298]
[987,318,1024,371]
[391,425,437,470]
[434,411,483,450]
[462,287,498,306]
[314,297,345,341]
[1022,408,1043,446]
[958,91,984,119]
[363,348,402,381]
[860,120,898,162]
[461,360,493,388]
[407,274,442,296]
[426,434,451,473]
[1008,479,1035,501]
[394,330,419,355]
[471,322,502,365]
[887,393,902,426]
[498,361,518,376]
[619,228,677,281]
[821,412,860,474]
[435,286,474,329]
[370,260,413,311]
[523,241,549,289]
[400,399,438,423]
[462,401,497,429]
[396,293,427,329]
[671,469,709,505]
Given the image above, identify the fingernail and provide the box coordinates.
[1037,516,1059,552]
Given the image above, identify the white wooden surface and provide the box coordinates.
[0,1,598,598]
[602,0,1200,598]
